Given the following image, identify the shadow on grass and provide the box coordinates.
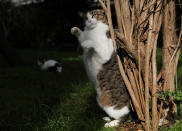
[0,48,181,131]
[0,49,101,131]
[68,92,106,131]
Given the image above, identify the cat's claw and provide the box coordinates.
[71,27,81,36]
[102,117,111,122]
[104,120,120,127]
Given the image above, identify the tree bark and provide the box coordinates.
[162,0,179,92]
[99,0,180,130]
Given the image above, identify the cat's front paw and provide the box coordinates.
[71,27,81,36]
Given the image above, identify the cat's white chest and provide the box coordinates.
[84,24,108,43]
[82,23,114,88]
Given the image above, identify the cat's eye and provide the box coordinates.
[92,13,97,18]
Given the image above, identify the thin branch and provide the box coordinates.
[152,25,158,131]
[167,27,182,70]
[125,59,142,111]
[157,71,162,82]
[133,67,145,114]
[143,0,157,11]
[130,7,135,42]
[98,0,107,13]
[144,9,154,131]
[114,0,124,36]
[118,56,145,121]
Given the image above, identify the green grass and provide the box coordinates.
[0,48,181,131]
[0,49,114,131]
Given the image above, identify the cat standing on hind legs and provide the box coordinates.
[71,9,130,127]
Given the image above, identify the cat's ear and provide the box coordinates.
[37,60,42,66]
[37,57,45,64]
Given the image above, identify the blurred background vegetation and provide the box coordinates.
[0,0,181,130]
[0,0,101,67]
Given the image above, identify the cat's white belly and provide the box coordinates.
[83,55,102,87]
[103,106,130,120]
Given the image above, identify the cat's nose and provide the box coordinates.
[88,20,92,23]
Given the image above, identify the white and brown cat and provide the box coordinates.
[71,9,130,127]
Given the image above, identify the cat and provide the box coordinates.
[71,9,130,127]
[37,58,62,73]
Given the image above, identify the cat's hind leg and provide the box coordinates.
[103,116,120,127]
[103,115,119,127]
[104,119,120,127]
[102,106,130,127]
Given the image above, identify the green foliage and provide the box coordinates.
[158,90,182,102]
[158,90,182,119]
[160,120,182,131]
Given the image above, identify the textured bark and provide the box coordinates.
[162,0,179,92]
[144,12,153,131]
[158,0,180,127]
[98,0,181,130]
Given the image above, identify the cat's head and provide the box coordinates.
[37,57,46,66]
[80,9,108,29]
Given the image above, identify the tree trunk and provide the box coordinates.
[162,0,179,92]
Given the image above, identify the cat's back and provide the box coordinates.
[97,52,130,109]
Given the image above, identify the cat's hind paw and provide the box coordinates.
[71,27,81,36]
[104,120,120,127]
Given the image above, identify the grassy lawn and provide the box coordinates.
[0,48,112,131]
[0,48,181,131]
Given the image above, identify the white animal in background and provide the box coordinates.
[37,59,62,72]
